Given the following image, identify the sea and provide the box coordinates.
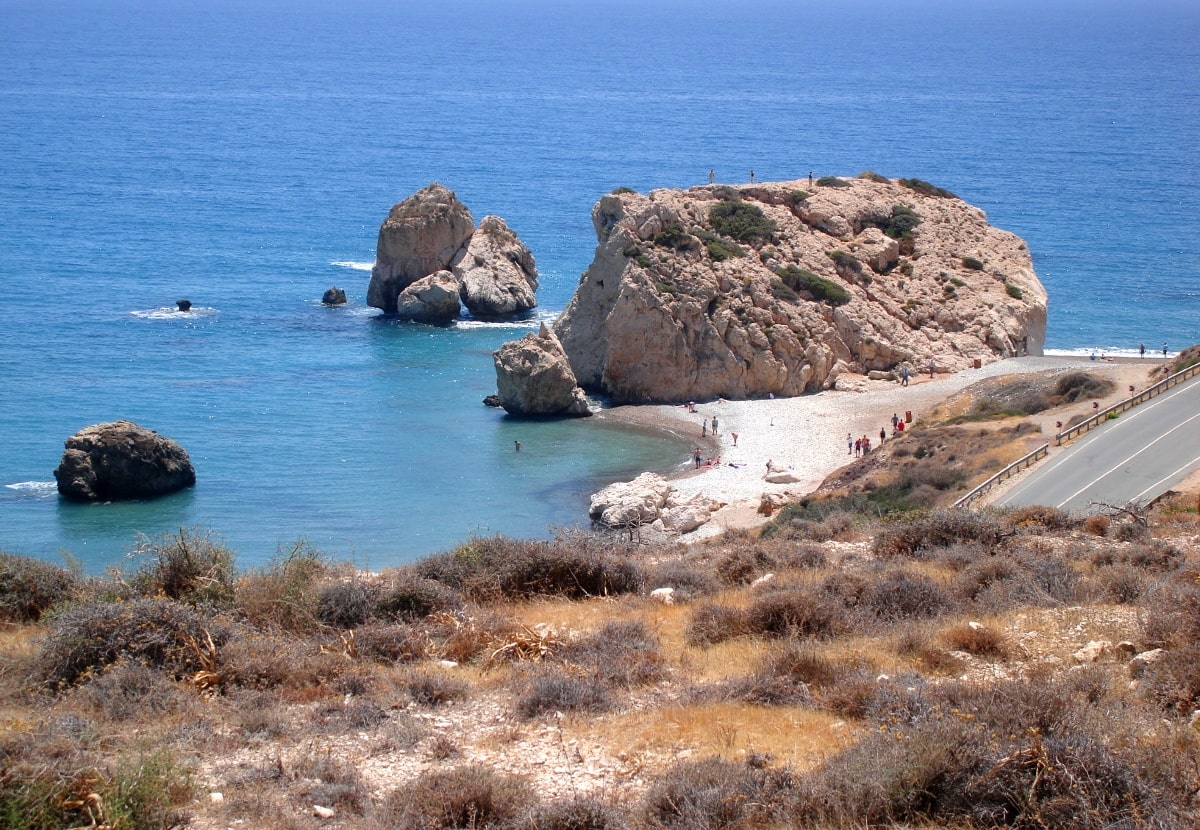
[2,0,1197,574]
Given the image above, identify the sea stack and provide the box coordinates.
[538,175,1046,404]
[367,183,538,323]
[54,421,196,501]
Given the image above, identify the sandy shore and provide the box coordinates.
[598,355,1169,538]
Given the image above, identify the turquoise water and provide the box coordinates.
[1,0,1197,571]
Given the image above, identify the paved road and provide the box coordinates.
[995,373,1200,512]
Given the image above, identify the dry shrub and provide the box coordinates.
[373,572,463,621]
[1138,643,1200,715]
[126,527,236,608]
[412,534,642,602]
[794,676,1195,829]
[217,628,318,691]
[873,510,1004,558]
[643,559,720,598]
[1002,505,1076,531]
[38,597,226,689]
[714,641,872,711]
[68,658,197,722]
[940,622,1010,657]
[404,670,469,707]
[557,620,667,688]
[640,756,793,829]
[1084,514,1110,537]
[355,623,429,663]
[1141,581,1200,647]
[310,696,390,733]
[685,603,749,646]
[517,796,629,829]
[860,568,956,623]
[317,578,377,628]
[0,552,80,623]
[515,669,613,719]
[1090,563,1148,603]
[291,752,368,815]
[234,542,327,633]
[746,583,844,639]
[377,764,530,829]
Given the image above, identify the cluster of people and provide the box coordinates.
[849,433,873,457]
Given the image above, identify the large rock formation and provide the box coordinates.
[493,324,591,417]
[367,184,538,322]
[589,472,724,533]
[549,176,1047,403]
[54,421,195,501]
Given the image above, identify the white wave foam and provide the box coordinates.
[1046,347,1174,360]
[5,481,57,495]
[331,260,375,271]
[453,310,561,330]
[130,307,217,320]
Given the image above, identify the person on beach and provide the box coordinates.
[854,438,861,457]
[901,367,909,386]
[694,448,702,469]
[1163,343,1168,357]
[880,427,886,445]
[731,432,739,447]
[891,413,899,430]
[896,419,905,433]
[711,415,719,436]
[929,359,935,378]
[863,436,871,453]
[1140,343,1145,358]
[847,433,853,454]
[701,420,707,437]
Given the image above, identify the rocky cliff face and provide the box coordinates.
[367,184,538,322]
[552,176,1046,403]
[493,324,591,417]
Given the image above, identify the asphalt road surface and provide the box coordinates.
[995,373,1200,512]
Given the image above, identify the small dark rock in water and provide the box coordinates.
[322,287,348,305]
[54,420,195,501]
[483,394,502,408]
[176,299,192,312]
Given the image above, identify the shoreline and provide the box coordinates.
[596,355,1172,539]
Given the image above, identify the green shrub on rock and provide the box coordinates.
[708,201,776,244]
[776,266,851,307]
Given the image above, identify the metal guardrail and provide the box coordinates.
[1055,361,1200,446]
[954,443,1050,510]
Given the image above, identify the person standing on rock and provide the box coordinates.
[708,169,715,184]
[749,170,755,183]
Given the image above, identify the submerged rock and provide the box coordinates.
[321,287,347,305]
[54,421,195,501]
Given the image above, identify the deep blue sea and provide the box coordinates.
[2,0,1197,572]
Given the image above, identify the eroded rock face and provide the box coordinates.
[453,216,538,319]
[551,177,1047,404]
[368,184,475,314]
[588,472,723,532]
[54,421,195,501]
[493,324,591,417]
[395,271,462,325]
[367,185,539,321]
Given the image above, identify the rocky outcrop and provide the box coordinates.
[54,421,195,501]
[493,324,591,417]
[367,184,538,321]
[396,271,462,325]
[550,176,1047,404]
[452,216,538,318]
[589,472,723,533]
[321,287,347,306]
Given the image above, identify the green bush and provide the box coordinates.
[899,177,957,198]
[858,170,890,183]
[882,204,921,240]
[1006,282,1024,299]
[708,201,776,244]
[770,278,798,302]
[816,176,850,188]
[694,228,745,261]
[788,189,810,205]
[611,186,635,194]
[653,223,698,251]
[827,250,863,273]
[0,552,78,623]
[776,266,851,307]
[961,255,984,270]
